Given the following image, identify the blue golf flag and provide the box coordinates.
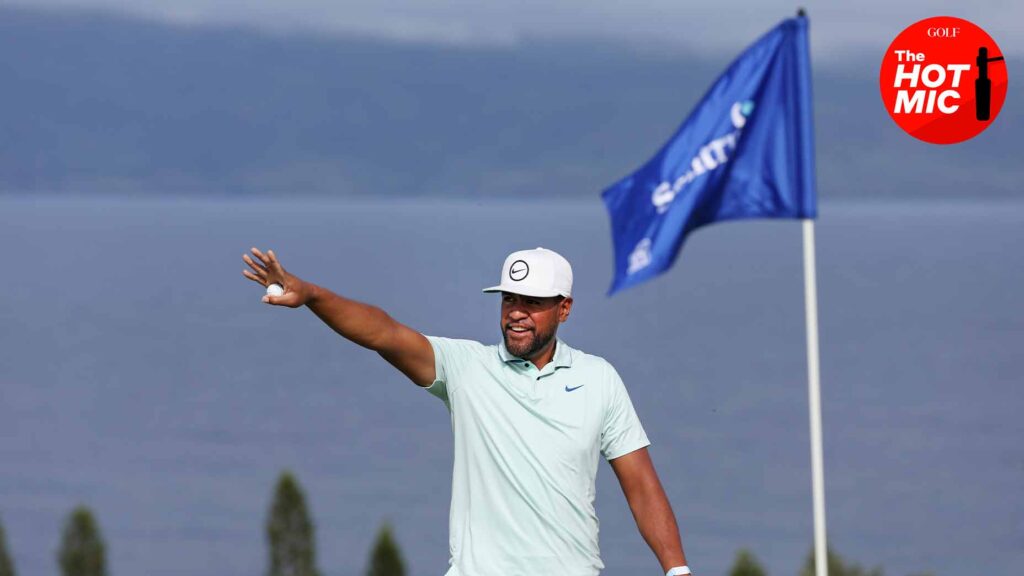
[603,15,816,295]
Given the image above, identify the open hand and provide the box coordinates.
[242,247,311,308]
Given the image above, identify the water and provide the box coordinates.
[1,196,1022,576]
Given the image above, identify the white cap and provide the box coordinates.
[482,247,573,298]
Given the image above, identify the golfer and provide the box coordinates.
[243,246,691,576]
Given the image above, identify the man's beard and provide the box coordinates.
[503,323,557,360]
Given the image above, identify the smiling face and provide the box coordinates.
[500,292,573,366]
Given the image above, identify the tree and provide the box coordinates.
[799,546,883,576]
[57,506,106,576]
[0,514,16,576]
[729,548,766,576]
[267,471,320,576]
[365,523,405,576]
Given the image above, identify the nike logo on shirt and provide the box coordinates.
[565,384,584,392]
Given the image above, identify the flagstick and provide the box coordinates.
[802,219,828,576]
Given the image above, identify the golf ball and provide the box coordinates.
[266,283,285,297]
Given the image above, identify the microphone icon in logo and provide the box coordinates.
[975,47,1006,121]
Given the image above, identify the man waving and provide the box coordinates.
[243,246,691,576]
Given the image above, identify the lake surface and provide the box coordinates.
[1,197,1022,576]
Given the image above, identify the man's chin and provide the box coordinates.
[504,328,557,360]
[503,332,534,357]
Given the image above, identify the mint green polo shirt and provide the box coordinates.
[425,336,650,576]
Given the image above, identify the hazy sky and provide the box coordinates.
[13,0,1023,60]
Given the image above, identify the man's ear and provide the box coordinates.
[559,297,573,322]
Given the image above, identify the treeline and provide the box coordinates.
[0,485,941,576]
[728,548,935,576]
[0,470,405,576]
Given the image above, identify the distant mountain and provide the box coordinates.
[1,6,1019,198]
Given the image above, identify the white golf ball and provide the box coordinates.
[266,283,285,297]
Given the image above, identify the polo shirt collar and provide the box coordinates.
[498,338,574,370]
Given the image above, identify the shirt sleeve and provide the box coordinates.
[424,335,465,410]
[600,363,651,460]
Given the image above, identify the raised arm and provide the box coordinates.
[609,447,690,575]
[242,247,436,387]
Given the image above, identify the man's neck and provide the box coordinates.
[525,339,557,370]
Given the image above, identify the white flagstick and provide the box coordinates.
[803,219,828,576]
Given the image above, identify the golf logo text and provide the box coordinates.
[880,16,1007,144]
[630,99,756,276]
[651,100,755,214]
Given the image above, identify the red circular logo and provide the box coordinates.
[879,16,1007,144]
